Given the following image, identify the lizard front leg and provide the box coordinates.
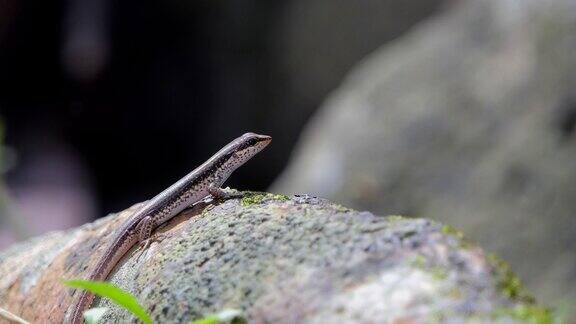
[208,183,245,200]
[208,183,228,200]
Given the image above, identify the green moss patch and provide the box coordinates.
[487,253,535,304]
[492,304,556,324]
[440,224,473,249]
[240,192,289,207]
[386,215,406,222]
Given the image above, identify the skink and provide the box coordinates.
[69,132,272,323]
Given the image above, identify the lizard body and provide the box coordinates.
[69,132,271,323]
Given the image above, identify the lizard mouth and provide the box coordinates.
[257,135,272,145]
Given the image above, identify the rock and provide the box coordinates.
[272,0,576,310]
[0,192,552,323]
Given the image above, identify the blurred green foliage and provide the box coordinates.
[63,279,153,324]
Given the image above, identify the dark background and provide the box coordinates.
[0,0,442,240]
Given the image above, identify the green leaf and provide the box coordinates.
[63,279,153,324]
[191,309,243,324]
[83,307,108,324]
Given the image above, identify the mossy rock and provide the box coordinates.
[0,192,555,323]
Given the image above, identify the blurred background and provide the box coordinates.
[0,0,575,316]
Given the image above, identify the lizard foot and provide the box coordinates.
[135,233,168,259]
[208,187,244,201]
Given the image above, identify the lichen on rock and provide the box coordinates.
[0,192,553,323]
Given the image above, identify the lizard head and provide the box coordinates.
[231,132,272,164]
[210,132,272,176]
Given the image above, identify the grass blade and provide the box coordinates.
[63,279,153,324]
